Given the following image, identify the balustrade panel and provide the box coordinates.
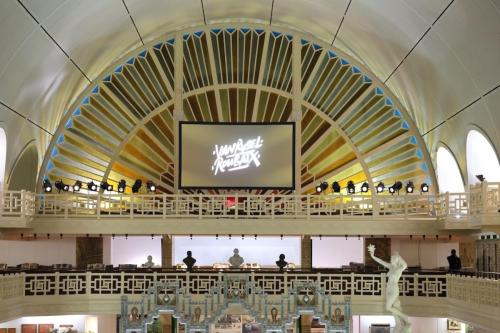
[0,190,496,220]
[416,275,447,297]
[352,274,382,296]
[58,273,87,295]
[320,274,352,295]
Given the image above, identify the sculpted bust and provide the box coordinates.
[228,248,244,268]
[142,255,155,268]
[183,251,196,272]
[276,254,288,272]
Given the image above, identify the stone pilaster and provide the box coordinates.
[162,235,173,268]
[301,235,312,270]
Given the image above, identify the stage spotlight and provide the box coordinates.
[394,181,403,193]
[360,182,369,193]
[347,180,355,194]
[117,179,126,193]
[87,181,98,192]
[43,179,53,193]
[406,181,414,194]
[476,174,485,183]
[331,181,341,193]
[389,181,402,194]
[132,179,142,193]
[73,181,82,192]
[376,182,385,193]
[421,183,429,193]
[55,180,69,192]
[147,181,157,192]
[316,181,328,193]
[100,181,113,192]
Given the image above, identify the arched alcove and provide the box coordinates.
[0,128,6,190]
[466,129,500,185]
[7,141,39,192]
[436,146,465,193]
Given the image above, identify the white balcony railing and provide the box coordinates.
[1,271,499,332]
[0,271,447,299]
[0,182,499,221]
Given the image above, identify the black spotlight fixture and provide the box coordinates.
[331,181,341,193]
[405,181,414,194]
[476,174,485,183]
[117,179,126,193]
[347,180,355,194]
[316,181,328,193]
[73,180,82,192]
[43,179,53,193]
[132,179,142,193]
[100,181,113,192]
[420,183,429,193]
[87,181,98,192]
[389,181,402,194]
[360,182,369,193]
[55,180,69,192]
[376,182,385,193]
[147,181,157,192]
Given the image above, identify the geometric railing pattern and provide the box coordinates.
[16,272,447,298]
[2,181,500,221]
[0,271,448,333]
[5,272,500,332]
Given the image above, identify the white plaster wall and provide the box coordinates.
[353,316,465,333]
[312,237,364,268]
[391,239,459,269]
[0,315,86,332]
[173,236,301,266]
[110,236,162,266]
[0,238,76,266]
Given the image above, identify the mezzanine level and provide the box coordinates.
[0,182,499,235]
[0,270,499,332]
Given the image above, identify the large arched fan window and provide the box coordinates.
[436,146,464,193]
[466,129,500,185]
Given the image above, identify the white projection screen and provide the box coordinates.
[179,122,295,189]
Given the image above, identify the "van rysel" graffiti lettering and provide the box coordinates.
[211,137,264,175]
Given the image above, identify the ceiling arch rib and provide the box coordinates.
[39,25,435,196]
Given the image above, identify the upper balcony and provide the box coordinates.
[1,182,499,235]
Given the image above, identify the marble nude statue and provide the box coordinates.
[367,244,411,333]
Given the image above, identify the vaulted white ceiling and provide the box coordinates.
[0,0,499,185]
